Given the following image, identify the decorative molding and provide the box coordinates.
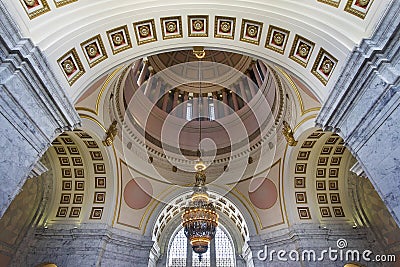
[133,19,157,45]
[332,206,345,217]
[214,16,236,39]
[56,207,68,217]
[81,34,108,68]
[49,131,108,221]
[28,161,48,178]
[53,15,340,90]
[265,25,290,54]
[160,16,183,40]
[57,48,85,85]
[350,161,367,178]
[320,207,332,217]
[289,34,315,67]
[19,0,50,19]
[317,0,341,8]
[297,207,311,219]
[295,192,308,204]
[317,193,328,204]
[90,207,104,219]
[60,193,71,204]
[240,19,263,45]
[344,0,374,19]
[188,15,209,37]
[294,177,306,188]
[316,180,326,190]
[312,48,338,85]
[106,25,132,55]
[53,0,77,8]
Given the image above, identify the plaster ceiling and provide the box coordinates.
[1,0,395,242]
[3,0,392,102]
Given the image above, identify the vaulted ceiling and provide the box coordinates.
[1,0,398,263]
[4,0,391,100]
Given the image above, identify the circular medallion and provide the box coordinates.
[220,21,231,33]
[124,178,153,210]
[248,178,278,209]
[86,44,98,58]
[247,25,258,37]
[273,33,284,45]
[62,59,75,75]
[139,26,150,37]
[193,20,204,31]
[321,59,333,74]
[166,22,177,33]
[112,33,124,45]
[298,44,310,57]
[24,0,36,7]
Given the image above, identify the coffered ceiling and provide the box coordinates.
[4,0,392,101]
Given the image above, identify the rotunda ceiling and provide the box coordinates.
[115,49,283,176]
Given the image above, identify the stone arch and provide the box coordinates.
[283,128,355,226]
[148,190,255,265]
[39,129,115,226]
[14,0,378,102]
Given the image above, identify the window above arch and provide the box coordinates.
[167,226,235,267]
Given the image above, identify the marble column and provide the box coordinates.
[162,91,170,111]
[238,79,248,103]
[172,90,179,116]
[149,78,162,103]
[251,63,263,88]
[193,93,199,118]
[143,66,154,96]
[0,3,80,219]
[245,71,257,97]
[222,90,230,115]
[232,91,240,111]
[155,80,166,103]
[137,59,149,86]
[212,92,219,119]
[316,1,400,226]
[131,58,143,81]
[202,94,209,119]
[183,92,189,119]
[258,60,268,78]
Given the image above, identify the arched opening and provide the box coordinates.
[150,191,253,266]
[167,225,235,267]
[1,1,400,266]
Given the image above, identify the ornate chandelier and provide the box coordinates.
[182,160,218,261]
[182,48,219,261]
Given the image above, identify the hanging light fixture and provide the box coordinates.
[182,161,218,261]
[182,48,219,261]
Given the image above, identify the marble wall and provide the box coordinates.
[316,1,400,226]
[248,224,374,267]
[0,2,80,218]
[348,172,400,265]
[11,225,154,267]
